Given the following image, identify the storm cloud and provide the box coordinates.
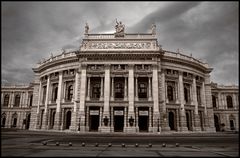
[1,2,239,85]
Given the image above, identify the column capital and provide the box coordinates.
[104,64,111,69]
[128,64,134,69]
[80,63,87,69]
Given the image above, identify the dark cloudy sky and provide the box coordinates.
[2,2,239,86]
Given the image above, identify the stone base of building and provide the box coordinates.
[99,126,111,133]
[149,126,161,133]
[204,127,216,132]
[124,127,138,133]
[161,126,171,132]
[179,127,189,132]
[192,126,202,132]
[77,125,87,133]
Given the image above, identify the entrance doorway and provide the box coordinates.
[168,111,175,130]
[214,115,220,131]
[138,109,149,132]
[114,108,124,132]
[230,120,235,130]
[26,114,31,129]
[66,111,71,129]
[186,111,192,131]
[138,116,148,131]
[89,109,100,131]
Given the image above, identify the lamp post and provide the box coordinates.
[157,118,160,132]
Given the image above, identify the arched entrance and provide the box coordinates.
[49,110,55,129]
[1,114,6,127]
[89,107,100,131]
[138,107,149,132]
[186,111,192,131]
[168,111,175,130]
[66,111,71,129]
[12,113,18,128]
[229,115,235,130]
[214,115,220,131]
[114,107,124,132]
[26,113,31,129]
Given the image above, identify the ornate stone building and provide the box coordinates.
[1,22,239,133]
[1,84,33,129]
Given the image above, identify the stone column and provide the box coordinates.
[8,92,12,108]
[25,92,29,107]
[79,64,87,132]
[160,72,170,131]
[135,107,139,132]
[217,92,222,109]
[53,71,63,130]
[99,107,103,127]
[86,77,90,100]
[165,82,169,103]
[124,107,127,128]
[175,82,179,104]
[125,64,137,133]
[19,92,24,108]
[99,64,111,132]
[1,93,3,106]
[151,65,160,133]
[192,77,201,131]
[36,81,42,129]
[204,74,216,132]
[110,77,114,101]
[42,75,50,130]
[124,77,128,101]
[148,77,152,101]
[110,107,114,132]
[86,106,89,131]
[178,72,188,131]
[70,70,79,131]
[100,77,104,101]
[232,93,237,110]
[149,107,152,128]
[135,76,138,101]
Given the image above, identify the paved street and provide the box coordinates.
[1,128,239,157]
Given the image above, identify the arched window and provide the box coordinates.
[167,85,174,101]
[139,83,147,98]
[29,95,33,107]
[212,95,217,108]
[184,88,189,103]
[1,113,6,127]
[92,83,101,99]
[115,82,124,98]
[53,87,58,102]
[42,86,47,104]
[67,85,73,101]
[14,95,20,107]
[197,86,201,104]
[3,94,9,106]
[12,113,18,128]
[227,95,233,108]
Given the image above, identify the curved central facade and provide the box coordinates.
[29,26,217,133]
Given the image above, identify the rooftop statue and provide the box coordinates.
[85,22,89,34]
[152,23,156,35]
[115,19,125,37]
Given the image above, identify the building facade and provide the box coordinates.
[1,22,239,133]
[1,84,33,129]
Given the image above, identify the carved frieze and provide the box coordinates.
[86,42,152,50]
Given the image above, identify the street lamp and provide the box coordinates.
[157,118,160,132]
